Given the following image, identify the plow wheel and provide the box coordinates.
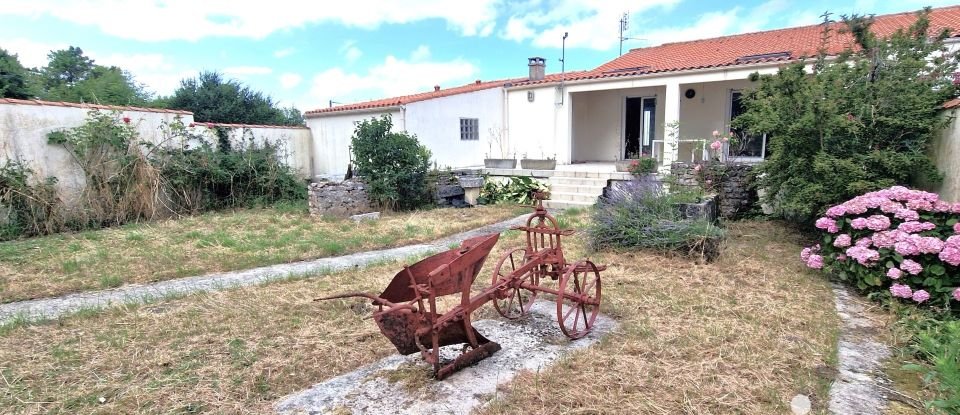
[556,260,601,339]
[492,248,539,319]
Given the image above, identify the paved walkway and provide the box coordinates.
[828,285,892,414]
[0,214,529,325]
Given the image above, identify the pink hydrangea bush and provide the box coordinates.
[803,186,960,306]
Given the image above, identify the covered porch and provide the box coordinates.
[565,67,773,172]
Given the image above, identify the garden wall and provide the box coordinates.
[0,99,312,205]
[671,161,756,219]
[928,104,960,202]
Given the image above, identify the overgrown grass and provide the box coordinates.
[885,306,960,414]
[0,215,838,413]
[0,204,525,303]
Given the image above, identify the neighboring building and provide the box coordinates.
[306,5,960,179]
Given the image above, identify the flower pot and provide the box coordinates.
[484,158,517,169]
[520,159,556,170]
[614,160,634,172]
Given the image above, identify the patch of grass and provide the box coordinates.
[0,220,837,413]
[0,204,522,303]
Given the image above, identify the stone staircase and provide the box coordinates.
[543,176,609,209]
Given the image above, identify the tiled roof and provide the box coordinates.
[516,5,960,86]
[195,121,309,130]
[305,72,588,116]
[0,98,192,115]
[943,98,960,109]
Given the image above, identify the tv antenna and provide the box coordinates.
[619,12,646,56]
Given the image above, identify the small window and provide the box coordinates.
[460,118,479,141]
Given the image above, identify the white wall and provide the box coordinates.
[678,78,757,142]
[929,108,960,202]
[506,85,571,163]
[0,101,313,205]
[570,86,666,161]
[405,87,504,169]
[305,108,400,180]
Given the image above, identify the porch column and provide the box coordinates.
[660,81,681,174]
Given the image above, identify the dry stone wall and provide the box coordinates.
[671,162,757,219]
[308,180,372,217]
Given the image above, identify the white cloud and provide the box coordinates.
[273,47,295,58]
[2,0,500,42]
[307,51,477,110]
[279,73,302,89]
[339,41,363,63]
[223,66,273,76]
[627,0,789,47]
[1,38,66,68]
[410,45,431,61]
[499,0,681,50]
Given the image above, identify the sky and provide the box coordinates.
[1,0,957,112]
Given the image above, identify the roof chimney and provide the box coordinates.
[528,57,546,81]
[434,85,440,92]
[475,79,481,85]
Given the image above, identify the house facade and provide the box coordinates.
[306,6,960,180]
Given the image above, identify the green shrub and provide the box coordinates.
[627,157,657,175]
[477,175,548,205]
[350,115,432,210]
[588,180,725,260]
[735,9,957,223]
[0,161,63,239]
[914,319,960,412]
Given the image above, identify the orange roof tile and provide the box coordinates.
[522,5,960,86]
[0,98,193,115]
[196,121,308,130]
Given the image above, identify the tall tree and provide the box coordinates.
[166,71,303,126]
[38,46,150,105]
[0,48,32,99]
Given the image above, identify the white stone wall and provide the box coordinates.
[506,85,570,163]
[930,108,960,202]
[305,108,401,180]
[404,87,504,169]
[0,101,312,205]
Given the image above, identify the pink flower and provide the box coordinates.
[188,122,196,127]
[865,215,891,231]
[712,130,720,137]
[833,234,852,248]
[898,221,937,233]
[855,237,872,247]
[916,236,944,254]
[890,283,913,298]
[880,200,903,214]
[816,217,840,234]
[871,231,899,249]
[722,136,729,142]
[900,259,923,275]
[886,268,903,279]
[912,290,930,303]
[693,164,702,172]
[851,218,868,230]
[939,235,960,266]
[825,205,847,218]
[953,288,960,302]
[710,140,723,151]
[845,246,880,266]
[836,254,848,262]
[806,254,824,269]
[954,222,960,234]
[705,179,712,185]
[894,208,920,222]
[122,117,131,124]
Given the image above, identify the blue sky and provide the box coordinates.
[1,0,956,112]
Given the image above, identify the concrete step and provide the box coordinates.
[550,184,606,195]
[549,176,609,186]
[549,191,600,203]
[543,199,594,210]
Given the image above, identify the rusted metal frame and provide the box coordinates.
[516,280,600,306]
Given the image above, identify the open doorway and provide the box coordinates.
[624,97,656,159]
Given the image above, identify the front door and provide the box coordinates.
[624,97,656,159]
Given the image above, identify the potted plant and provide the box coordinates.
[483,127,516,169]
[520,151,556,170]
[616,151,657,173]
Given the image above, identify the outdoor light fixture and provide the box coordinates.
[685,89,696,99]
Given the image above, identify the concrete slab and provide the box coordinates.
[274,301,617,415]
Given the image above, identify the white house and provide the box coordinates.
[305,5,960,204]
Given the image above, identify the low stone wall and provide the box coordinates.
[308,180,372,217]
[671,162,757,219]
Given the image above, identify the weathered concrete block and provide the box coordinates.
[308,179,373,217]
[350,212,380,222]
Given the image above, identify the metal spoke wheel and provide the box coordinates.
[491,248,539,319]
[556,260,601,339]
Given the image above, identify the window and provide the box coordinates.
[728,91,768,159]
[460,118,479,140]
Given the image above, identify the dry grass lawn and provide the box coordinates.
[0,204,525,303]
[0,210,839,414]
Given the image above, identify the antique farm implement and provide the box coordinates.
[316,199,604,379]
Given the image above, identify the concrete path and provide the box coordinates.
[0,214,529,325]
[275,301,617,415]
[828,285,892,414]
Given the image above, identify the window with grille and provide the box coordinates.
[460,118,479,141]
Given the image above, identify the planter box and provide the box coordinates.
[484,158,516,169]
[614,160,633,172]
[520,159,556,170]
[675,194,718,223]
